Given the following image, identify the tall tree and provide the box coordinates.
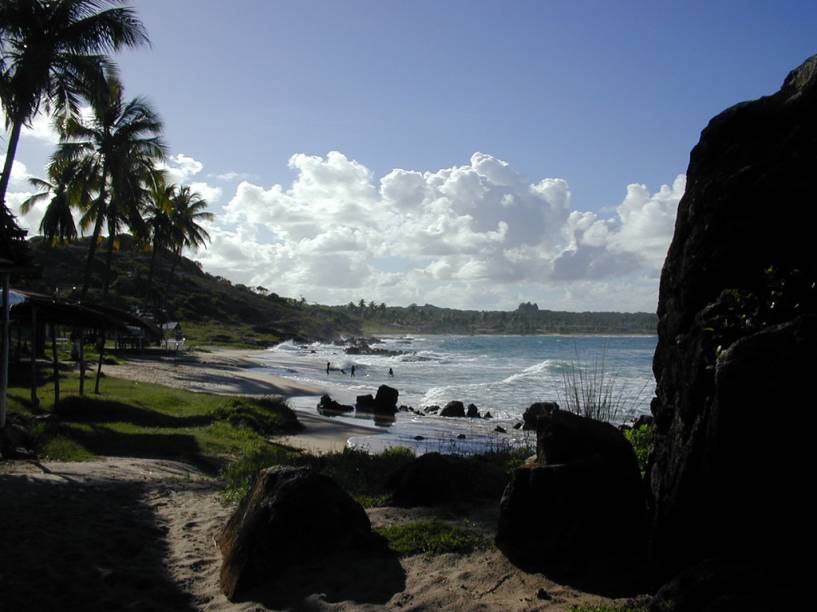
[143,169,173,298]
[18,159,90,244]
[166,185,213,280]
[0,0,148,220]
[54,73,164,297]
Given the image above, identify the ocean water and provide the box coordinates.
[256,334,657,454]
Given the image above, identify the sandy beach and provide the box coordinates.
[104,347,383,453]
[0,348,645,610]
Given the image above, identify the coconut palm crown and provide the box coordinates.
[0,0,148,219]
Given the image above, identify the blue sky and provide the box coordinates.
[5,0,817,311]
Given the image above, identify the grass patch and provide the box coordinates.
[4,371,301,471]
[220,445,417,506]
[375,520,487,555]
[570,598,651,612]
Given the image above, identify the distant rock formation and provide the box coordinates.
[649,54,817,581]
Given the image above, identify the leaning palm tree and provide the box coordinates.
[54,73,164,296]
[167,185,213,281]
[0,0,148,218]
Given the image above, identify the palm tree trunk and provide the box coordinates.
[146,234,159,301]
[0,116,24,212]
[170,246,182,279]
[80,168,108,300]
[102,223,116,296]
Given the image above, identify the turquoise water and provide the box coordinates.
[259,334,656,453]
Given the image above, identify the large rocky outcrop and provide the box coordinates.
[497,403,646,566]
[649,55,817,579]
[218,466,376,601]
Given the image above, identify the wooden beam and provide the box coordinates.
[51,323,60,405]
[0,272,9,429]
[30,305,38,408]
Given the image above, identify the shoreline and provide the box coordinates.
[104,347,385,453]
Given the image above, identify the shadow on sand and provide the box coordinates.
[237,537,407,609]
[0,474,194,611]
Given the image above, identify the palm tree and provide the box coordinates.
[143,169,174,298]
[18,160,90,244]
[166,185,213,280]
[54,73,164,296]
[0,0,148,218]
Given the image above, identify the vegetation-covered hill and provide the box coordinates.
[18,238,657,345]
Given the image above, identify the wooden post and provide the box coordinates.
[51,323,60,405]
[0,272,9,429]
[79,333,85,396]
[94,331,105,394]
[30,305,38,409]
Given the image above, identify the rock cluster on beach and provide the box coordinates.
[647,54,817,604]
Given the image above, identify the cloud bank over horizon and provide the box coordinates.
[8,146,684,312]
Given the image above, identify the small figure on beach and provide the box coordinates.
[351,365,356,377]
[388,367,394,377]
[326,361,330,375]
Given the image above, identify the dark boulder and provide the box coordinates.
[440,400,465,417]
[218,466,375,601]
[522,401,559,430]
[466,403,480,418]
[496,405,646,566]
[422,405,440,414]
[649,559,807,612]
[356,386,399,416]
[649,54,817,579]
[317,394,353,416]
[387,452,507,507]
[355,394,376,412]
[374,385,399,414]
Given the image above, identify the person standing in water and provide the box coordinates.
[388,367,394,377]
[326,361,330,375]
[351,365,356,377]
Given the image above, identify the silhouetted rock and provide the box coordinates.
[317,394,353,416]
[218,466,375,601]
[494,426,507,433]
[374,385,399,414]
[522,401,559,430]
[466,403,480,418]
[649,54,817,579]
[482,411,492,419]
[649,559,807,612]
[422,405,440,414]
[497,405,645,566]
[387,453,507,507]
[440,400,465,417]
[355,394,376,412]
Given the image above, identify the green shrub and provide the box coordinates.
[212,397,303,436]
[623,424,653,476]
[376,520,486,555]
